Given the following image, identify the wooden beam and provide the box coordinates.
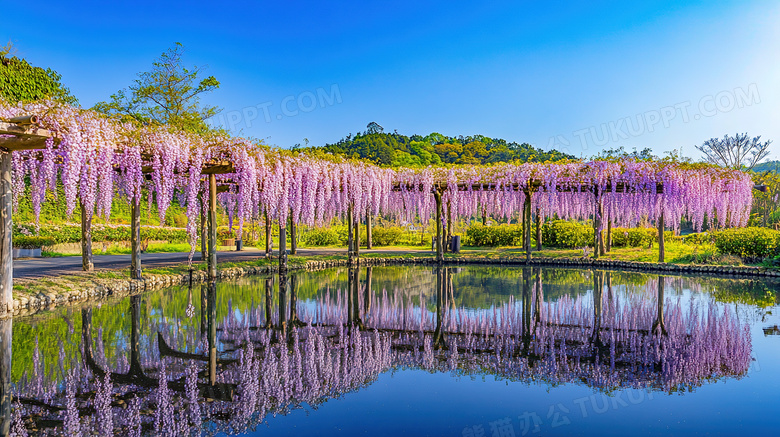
[0,121,55,152]
[392,181,666,194]
[0,152,12,315]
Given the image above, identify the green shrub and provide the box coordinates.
[13,223,188,244]
[713,227,780,258]
[371,226,404,246]
[611,227,656,247]
[541,220,593,248]
[465,224,523,247]
[682,232,713,245]
[302,228,340,246]
[13,236,57,249]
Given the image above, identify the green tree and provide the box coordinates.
[0,42,77,105]
[93,42,221,134]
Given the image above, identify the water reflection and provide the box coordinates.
[4,267,756,435]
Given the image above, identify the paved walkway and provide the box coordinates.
[12,248,432,279]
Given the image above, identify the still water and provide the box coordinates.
[4,266,780,436]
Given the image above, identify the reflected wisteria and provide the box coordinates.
[2,267,755,435]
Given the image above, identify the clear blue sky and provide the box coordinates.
[3,0,778,159]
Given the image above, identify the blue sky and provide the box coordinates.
[3,0,779,159]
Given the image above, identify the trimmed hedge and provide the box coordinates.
[712,227,780,258]
[13,236,56,249]
[371,226,404,246]
[465,224,523,247]
[302,228,340,246]
[13,223,189,244]
[541,220,593,248]
[611,227,656,247]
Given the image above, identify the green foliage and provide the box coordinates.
[712,227,780,258]
[310,130,573,167]
[682,232,713,245]
[302,228,341,246]
[611,227,656,247]
[13,235,56,249]
[465,224,523,247]
[542,220,594,248]
[0,43,77,105]
[92,42,221,134]
[371,226,404,246]
[13,223,188,245]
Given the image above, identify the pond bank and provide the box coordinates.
[7,253,780,319]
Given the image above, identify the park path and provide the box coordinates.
[12,247,431,279]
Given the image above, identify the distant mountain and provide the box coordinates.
[752,161,780,173]
[300,123,574,167]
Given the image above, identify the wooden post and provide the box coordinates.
[0,152,12,315]
[366,209,373,249]
[130,199,142,279]
[279,223,287,271]
[354,213,360,258]
[0,318,10,436]
[593,188,601,259]
[597,199,606,256]
[446,200,452,253]
[200,193,207,261]
[80,199,94,271]
[264,209,272,257]
[434,188,443,262]
[606,218,612,253]
[481,206,487,226]
[524,190,532,263]
[535,207,542,251]
[289,215,297,255]
[347,207,354,261]
[658,211,665,263]
[208,174,218,281]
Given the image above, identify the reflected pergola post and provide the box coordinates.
[0,319,11,436]
[364,266,373,316]
[433,267,447,349]
[264,277,273,329]
[208,281,217,386]
[289,274,300,325]
[278,272,288,340]
[591,271,604,346]
[652,276,667,335]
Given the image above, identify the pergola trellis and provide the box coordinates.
[0,117,56,314]
[0,112,761,317]
[393,180,669,263]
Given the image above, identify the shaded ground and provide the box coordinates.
[12,247,432,279]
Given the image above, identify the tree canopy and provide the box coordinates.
[308,124,574,167]
[93,42,221,134]
[0,42,77,105]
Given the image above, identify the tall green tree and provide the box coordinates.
[93,42,221,134]
[0,42,77,105]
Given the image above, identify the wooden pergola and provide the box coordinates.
[393,180,669,263]
[0,117,56,315]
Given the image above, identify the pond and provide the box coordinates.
[3,265,779,436]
